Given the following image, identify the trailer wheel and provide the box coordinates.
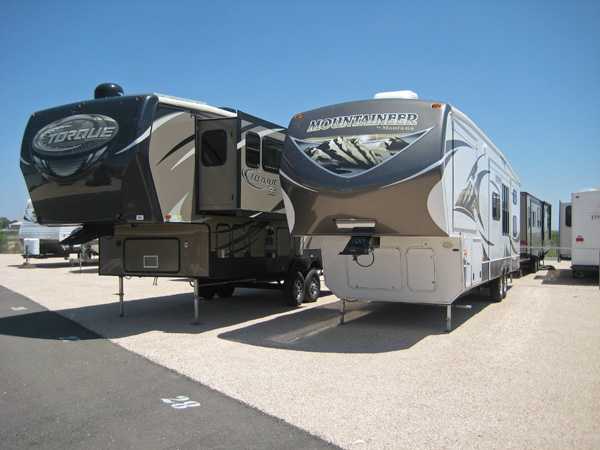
[489,277,503,302]
[198,286,217,300]
[501,273,508,299]
[303,269,321,303]
[284,271,305,306]
[216,286,235,298]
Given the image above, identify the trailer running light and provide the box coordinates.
[576,235,584,242]
[165,213,172,222]
[431,103,442,109]
[335,219,376,230]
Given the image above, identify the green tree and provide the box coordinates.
[0,217,9,229]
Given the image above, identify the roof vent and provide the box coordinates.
[374,90,418,100]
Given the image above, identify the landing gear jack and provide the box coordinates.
[339,299,346,325]
[193,279,200,325]
[446,303,472,332]
[118,276,125,317]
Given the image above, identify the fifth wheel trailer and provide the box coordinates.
[519,192,552,272]
[18,198,79,258]
[280,90,521,330]
[570,189,600,277]
[20,84,322,320]
[558,201,572,260]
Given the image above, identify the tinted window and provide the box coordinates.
[565,205,572,227]
[512,189,518,205]
[513,215,518,238]
[245,132,260,168]
[262,136,282,173]
[492,193,500,221]
[502,185,509,235]
[201,129,227,166]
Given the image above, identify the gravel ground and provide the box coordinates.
[1,254,599,449]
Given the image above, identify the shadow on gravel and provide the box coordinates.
[68,267,99,274]
[8,261,98,270]
[219,291,492,354]
[538,268,599,286]
[0,288,304,341]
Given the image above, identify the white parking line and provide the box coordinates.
[161,395,200,409]
[10,306,28,311]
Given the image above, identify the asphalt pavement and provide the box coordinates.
[0,285,337,450]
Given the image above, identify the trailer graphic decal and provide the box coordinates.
[291,128,431,178]
[29,114,120,179]
[32,114,119,155]
[306,113,418,132]
[243,168,279,195]
[454,154,488,228]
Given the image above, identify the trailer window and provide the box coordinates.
[502,184,509,235]
[201,129,227,166]
[492,193,500,221]
[245,132,260,169]
[512,189,517,205]
[262,136,282,173]
[565,205,572,227]
[513,215,518,238]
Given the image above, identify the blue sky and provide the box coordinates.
[1,0,598,225]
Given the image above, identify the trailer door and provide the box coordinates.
[196,118,238,211]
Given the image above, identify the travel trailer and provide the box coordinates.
[519,192,552,272]
[18,198,80,257]
[280,90,520,331]
[20,84,322,320]
[558,201,572,260]
[570,189,600,277]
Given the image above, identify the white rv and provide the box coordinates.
[280,91,521,330]
[558,201,572,260]
[570,189,600,277]
[18,199,79,258]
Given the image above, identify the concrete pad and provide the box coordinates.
[1,254,599,449]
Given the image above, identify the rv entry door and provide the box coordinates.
[196,118,238,211]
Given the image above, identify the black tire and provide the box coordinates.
[198,286,217,300]
[501,274,508,299]
[216,286,235,298]
[303,269,321,303]
[284,271,305,306]
[489,276,503,302]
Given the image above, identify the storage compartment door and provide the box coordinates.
[406,248,436,292]
[196,118,238,211]
[346,248,403,290]
[471,239,483,284]
[124,238,180,273]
